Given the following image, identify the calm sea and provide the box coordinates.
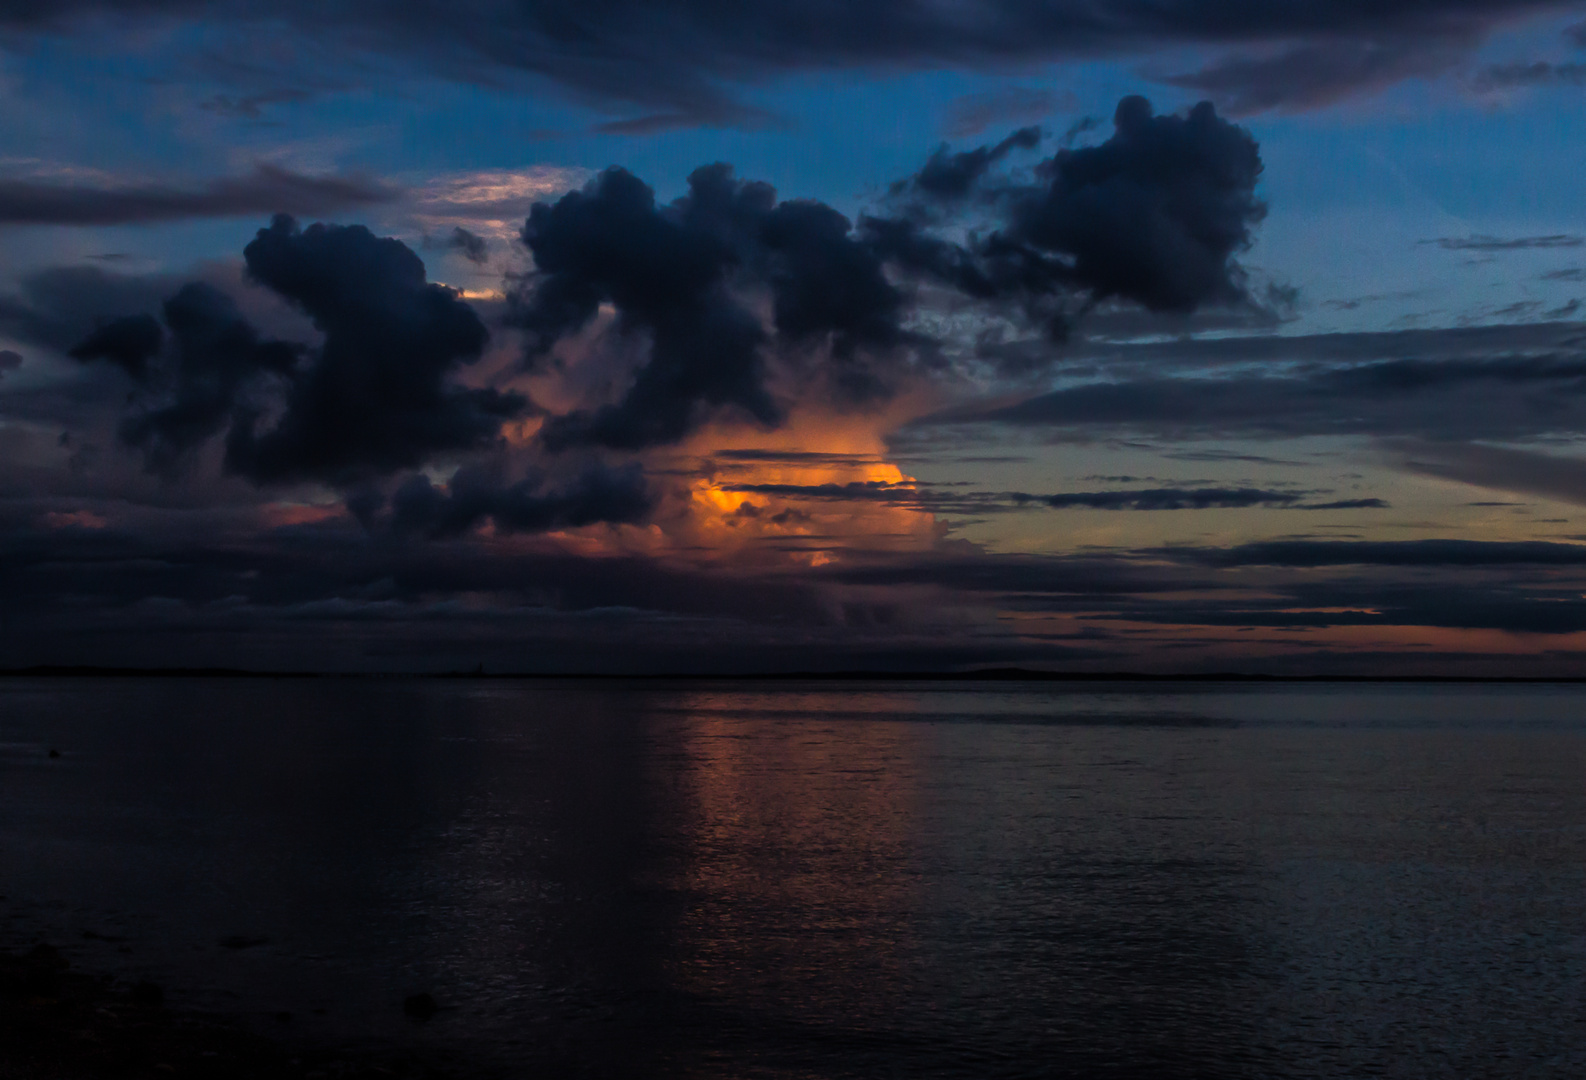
[2,678,1584,1077]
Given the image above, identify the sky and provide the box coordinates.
[5,2,1586,674]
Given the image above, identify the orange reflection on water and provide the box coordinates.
[654,690,928,1013]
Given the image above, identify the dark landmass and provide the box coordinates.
[0,944,458,1080]
[3,665,1586,684]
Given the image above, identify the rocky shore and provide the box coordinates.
[0,945,457,1080]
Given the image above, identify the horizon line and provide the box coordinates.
[6,665,1586,684]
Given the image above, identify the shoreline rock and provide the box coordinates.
[0,945,460,1080]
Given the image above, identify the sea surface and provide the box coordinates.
[2,678,1585,1077]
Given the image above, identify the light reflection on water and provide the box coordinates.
[2,679,1585,1077]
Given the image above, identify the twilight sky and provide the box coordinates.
[6,1,1586,674]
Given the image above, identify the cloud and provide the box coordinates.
[0,348,20,375]
[1,475,1584,670]
[228,215,524,483]
[0,164,398,226]
[409,167,588,235]
[1171,538,1586,568]
[383,462,653,538]
[0,0,1563,123]
[0,265,185,354]
[1473,60,1586,90]
[890,125,1043,203]
[198,88,313,119]
[512,163,906,450]
[69,215,526,484]
[815,544,1586,640]
[1428,233,1584,250]
[1047,320,1586,370]
[95,284,301,477]
[719,481,1387,513]
[943,88,1069,138]
[1304,498,1391,510]
[443,226,489,264]
[932,350,1586,442]
[1022,488,1386,511]
[1166,36,1469,113]
[67,313,165,379]
[1386,440,1586,506]
[591,104,780,135]
[866,97,1267,336]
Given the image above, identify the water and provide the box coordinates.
[2,678,1585,1077]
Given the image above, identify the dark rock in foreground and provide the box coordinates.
[0,945,461,1079]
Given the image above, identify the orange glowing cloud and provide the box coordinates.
[261,502,345,528]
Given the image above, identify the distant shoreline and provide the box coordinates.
[4,665,1586,684]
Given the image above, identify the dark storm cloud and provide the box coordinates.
[384,462,652,538]
[0,164,397,226]
[892,126,1043,203]
[229,215,525,484]
[867,97,1266,337]
[68,215,526,484]
[0,348,20,374]
[0,0,1566,122]
[511,163,904,450]
[67,313,164,378]
[101,284,301,477]
[0,265,181,354]
[992,96,1264,316]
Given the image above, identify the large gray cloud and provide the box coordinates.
[867,96,1266,337]
[67,215,529,485]
[505,98,1269,453]
[383,462,653,538]
[510,162,907,450]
